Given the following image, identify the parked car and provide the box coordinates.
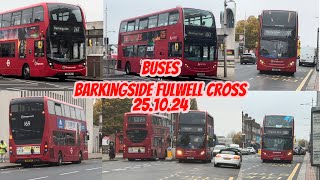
[214,149,242,169]
[241,148,250,155]
[240,53,256,64]
[246,147,256,154]
[213,145,226,157]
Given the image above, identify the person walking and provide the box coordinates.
[0,140,8,163]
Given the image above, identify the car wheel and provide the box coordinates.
[214,163,219,167]
[236,163,241,169]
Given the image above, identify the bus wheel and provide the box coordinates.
[178,159,183,163]
[73,152,82,164]
[59,77,66,81]
[56,153,63,166]
[22,64,30,80]
[22,163,33,168]
[125,63,131,74]
[128,158,135,161]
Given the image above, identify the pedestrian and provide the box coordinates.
[0,140,8,163]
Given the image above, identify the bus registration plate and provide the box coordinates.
[273,158,280,160]
[65,73,74,76]
[25,159,33,162]
[272,69,281,72]
[197,73,205,76]
[128,147,145,153]
[187,157,194,159]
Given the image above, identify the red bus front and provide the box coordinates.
[261,115,294,163]
[123,113,169,160]
[175,111,214,162]
[0,3,87,79]
[117,7,218,77]
[257,10,298,74]
[9,97,89,166]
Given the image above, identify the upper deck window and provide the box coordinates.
[2,13,12,28]
[21,8,33,24]
[127,21,135,32]
[158,13,169,27]
[48,4,82,23]
[11,11,22,26]
[168,12,179,25]
[148,15,158,28]
[184,8,214,27]
[139,18,148,30]
[120,21,127,32]
[262,11,296,28]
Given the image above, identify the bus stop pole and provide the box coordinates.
[223,0,228,78]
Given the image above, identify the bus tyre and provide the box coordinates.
[22,163,33,168]
[125,63,131,74]
[59,77,66,81]
[22,64,30,80]
[178,159,183,163]
[56,153,63,166]
[73,152,82,164]
[128,158,135,161]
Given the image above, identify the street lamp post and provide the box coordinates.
[223,0,228,78]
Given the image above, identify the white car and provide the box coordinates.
[246,147,256,154]
[214,149,242,169]
[213,145,226,157]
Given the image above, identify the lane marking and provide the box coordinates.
[85,167,102,171]
[28,176,48,180]
[228,177,234,180]
[288,163,300,180]
[296,69,313,91]
[59,171,79,176]
[102,171,110,173]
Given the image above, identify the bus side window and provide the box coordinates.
[34,40,44,57]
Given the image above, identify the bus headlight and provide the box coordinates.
[83,62,86,67]
[49,62,54,69]
[184,64,190,68]
[200,151,205,155]
[177,150,183,155]
[287,151,292,156]
[289,61,295,66]
[260,60,265,65]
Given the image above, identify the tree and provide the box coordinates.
[93,98,132,136]
[190,98,198,110]
[298,139,307,147]
[232,132,242,145]
[235,16,260,49]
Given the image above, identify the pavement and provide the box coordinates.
[0,153,102,170]
[235,60,317,91]
[297,153,318,180]
[102,158,240,180]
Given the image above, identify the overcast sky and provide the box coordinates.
[0,0,102,22]
[242,91,317,141]
[197,97,242,137]
[107,0,319,47]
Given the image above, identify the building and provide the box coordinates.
[242,112,261,148]
[0,90,95,158]
[86,21,104,55]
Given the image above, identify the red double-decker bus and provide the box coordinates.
[0,3,87,80]
[123,113,171,161]
[257,10,298,75]
[117,7,218,77]
[9,96,89,167]
[261,115,294,163]
[175,110,215,163]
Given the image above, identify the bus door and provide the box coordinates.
[168,42,182,59]
[31,40,45,76]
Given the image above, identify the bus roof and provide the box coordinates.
[262,10,297,14]
[10,96,83,110]
[0,2,82,15]
[120,7,182,23]
[124,112,169,118]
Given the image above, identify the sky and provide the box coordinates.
[242,91,317,141]
[0,0,103,22]
[107,0,319,47]
[197,97,242,137]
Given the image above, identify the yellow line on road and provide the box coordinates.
[287,163,300,180]
[296,69,313,91]
[228,177,234,180]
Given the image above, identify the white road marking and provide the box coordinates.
[28,176,48,180]
[85,167,102,171]
[59,171,80,176]
[102,171,110,173]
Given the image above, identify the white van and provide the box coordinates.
[299,46,316,66]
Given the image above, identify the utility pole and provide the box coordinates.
[223,0,228,77]
[244,12,246,53]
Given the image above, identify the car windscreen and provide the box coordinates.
[220,150,236,155]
